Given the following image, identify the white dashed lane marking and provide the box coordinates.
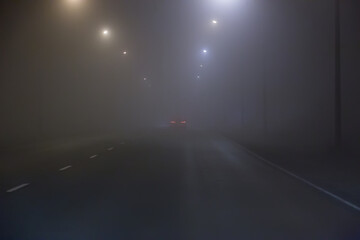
[107,147,115,151]
[6,183,30,193]
[59,165,72,172]
[90,155,98,159]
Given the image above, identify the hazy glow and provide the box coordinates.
[63,0,85,11]
[197,75,201,79]
[144,77,147,81]
[66,0,83,5]
[203,49,208,54]
[200,64,203,68]
[100,28,111,39]
[210,0,241,11]
[212,20,218,24]
[123,51,127,55]
[212,0,236,5]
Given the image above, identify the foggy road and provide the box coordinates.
[0,130,359,240]
[2,0,360,239]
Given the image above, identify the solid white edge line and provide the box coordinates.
[6,183,30,193]
[235,143,360,212]
[59,165,72,171]
[90,155,98,159]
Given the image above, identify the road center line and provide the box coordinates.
[90,155,98,159]
[107,147,114,151]
[6,183,30,193]
[59,165,72,171]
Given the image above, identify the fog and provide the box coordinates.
[2,1,360,238]
[0,0,359,152]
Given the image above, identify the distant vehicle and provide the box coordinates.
[169,118,187,128]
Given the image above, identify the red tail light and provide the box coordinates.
[180,121,187,124]
[170,121,176,124]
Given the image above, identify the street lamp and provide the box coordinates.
[100,28,111,39]
[202,49,208,54]
[334,0,341,148]
[123,51,127,55]
[102,29,109,36]
[212,19,218,25]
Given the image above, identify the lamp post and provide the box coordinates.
[334,0,341,149]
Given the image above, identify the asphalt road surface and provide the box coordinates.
[1,130,359,239]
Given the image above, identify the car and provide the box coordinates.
[169,119,187,128]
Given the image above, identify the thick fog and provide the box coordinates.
[0,0,359,152]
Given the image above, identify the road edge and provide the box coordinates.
[234,143,360,212]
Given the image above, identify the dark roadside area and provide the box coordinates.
[233,142,360,208]
[0,134,126,193]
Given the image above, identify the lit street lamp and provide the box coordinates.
[212,19,218,25]
[202,49,208,54]
[100,28,111,39]
[102,29,109,36]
